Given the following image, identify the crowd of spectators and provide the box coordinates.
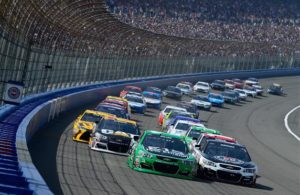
[106,0,300,45]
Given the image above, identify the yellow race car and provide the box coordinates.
[73,110,115,143]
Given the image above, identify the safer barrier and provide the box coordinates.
[0,68,299,194]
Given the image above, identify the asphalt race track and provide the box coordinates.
[28,76,300,195]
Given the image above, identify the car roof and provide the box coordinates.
[164,105,186,110]
[190,126,221,135]
[202,133,237,143]
[125,85,142,90]
[125,94,143,99]
[115,117,136,125]
[143,91,160,96]
[83,110,115,117]
[106,96,127,101]
[174,116,200,123]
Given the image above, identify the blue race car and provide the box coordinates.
[208,93,224,107]
[142,91,162,109]
[145,87,163,97]
[124,94,147,114]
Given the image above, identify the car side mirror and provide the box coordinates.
[195,144,200,148]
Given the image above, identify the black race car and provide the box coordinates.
[267,83,284,95]
[163,86,182,100]
[211,80,226,91]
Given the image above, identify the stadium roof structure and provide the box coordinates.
[0,0,297,57]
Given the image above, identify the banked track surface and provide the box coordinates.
[29,76,300,195]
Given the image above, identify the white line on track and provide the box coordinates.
[284,105,300,142]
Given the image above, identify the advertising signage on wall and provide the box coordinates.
[2,81,24,105]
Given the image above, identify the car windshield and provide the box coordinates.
[215,80,225,85]
[144,93,160,99]
[210,94,222,99]
[223,92,236,98]
[187,130,202,139]
[170,111,191,119]
[194,96,209,101]
[196,83,208,87]
[204,142,251,162]
[226,80,234,84]
[175,123,192,131]
[81,113,102,123]
[146,87,161,93]
[177,84,189,89]
[126,96,143,103]
[97,119,119,131]
[119,122,139,135]
[96,106,127,118]
[167,86,181,93]
[142,134,188,158]
[236,90,245,94]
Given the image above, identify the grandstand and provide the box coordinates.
[0,0,299,100]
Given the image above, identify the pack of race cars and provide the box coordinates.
[72,78,285,187]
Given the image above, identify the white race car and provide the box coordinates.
[240,88,257,98]
[192,133,257,186]
[233,89,247,100]
[191,95,212,110]
[193,81,210,93]
[158,105,187,126]
[176,83,193,95]
[167,119,205,136]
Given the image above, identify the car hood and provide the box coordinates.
[203,153,255,168]
[144,97,161,104]
[192,100,211,105]
[144,146,188,159]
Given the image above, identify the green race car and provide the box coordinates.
[128,130,197,179]
[185,126,222,142]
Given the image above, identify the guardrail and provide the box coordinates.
[0,68,300,194]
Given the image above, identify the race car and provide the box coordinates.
[167,119,204,137]
[102,98,131,117]
[120,86,142,98]
[235,88,256,98]
[177,102,200,119]
[165,116,201,131]
[162,111,195,131]
[210,80,226,91]
[176,83,193,95]
[224,79,235,89]
[73,110,115,143]
[89,117,140,156]
[233,89,247,101]
[267,83,284,95]
[244,77,259,86]
[185,126,222,141]
[158,105,187,126]
[193,81,210,93]
[163,86,182,99]
[208,93,224,107]
[144,87,163,98]
[95,103,130,119]
[193,133,257,186]
[128,130,197,179]
[142,91,162,109]
[124,94,147,114]
[190,95,212,111]
[221,91,238,104]
[252,85,264,96]
[244,86,258,97]
[232,78,244,89]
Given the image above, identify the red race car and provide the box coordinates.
[120,86,142,98]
